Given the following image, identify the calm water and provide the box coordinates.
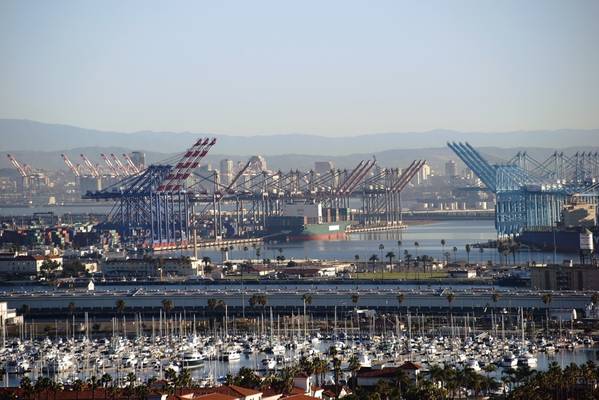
[179,220,577,264]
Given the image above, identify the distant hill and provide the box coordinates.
[0,119,597,173]
[1,119,597,156]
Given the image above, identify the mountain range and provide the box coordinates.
[0,119,597,172]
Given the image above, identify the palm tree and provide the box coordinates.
[479,246,484,264]
[465,244,471,265]
[385,251,395,280]
[20,377,34,400]
[302,293,313,306]
[441,239,446,263]
[378,243,385,266]
[446,292,455,329]
[68,302,76,315]
[100,374,112,400]
[72,379,83,400]
[161,299,174,314]
[351,293,359,304]
[414,241,420,260]
[368,254,378,274]
[115,299,126,314]
[397,292,405,315]
[452,246,458,263]
[397,240,402,270]
[347,355,361,390]
[88,375,99,400]
[542,293,552,333]
[243,245,249,262]
[492,291,501,307]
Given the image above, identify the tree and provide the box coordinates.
[100,374,113,400]
[465,244,471,265]
[70,379,83,400]
[351,293,359,304]
[20,377,34,400]
[88,375,99,400]
[397,240,403,269]
[591,292,599,306]
[414,241,420,260]
[161,299,174,314]
[207,298,225,312]
[20,304,30,317]
[68,302,76,315]
[249,294,267,308]
[368,254,378,274]
[302,293,313,306]
[233,367,261,389]
[441,239,446,263]
[491,291,501,305]
[378,244,385,268]
[347,355,361,390]
[446,292,456,328]
[385,251,395,280]
[397,292,405,308]
[40,259,60,279]
[115,299,126,314]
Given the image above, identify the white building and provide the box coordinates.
[0,254,62,275]
[0,302,23,326]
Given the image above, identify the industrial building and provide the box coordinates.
[530,263,599,290]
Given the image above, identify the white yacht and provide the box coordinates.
[518,352,537,368]
[222,349,241,361]
[261,358,277,369]
[465,359,481,372]
[358,352,372,368]
[501,353,518,368]
[181,351,204,370]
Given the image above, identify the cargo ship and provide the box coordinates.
[265,202,352,241]
[516,203,597,253]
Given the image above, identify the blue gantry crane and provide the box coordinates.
[447,142,598,236]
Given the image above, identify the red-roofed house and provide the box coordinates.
[356,362,422,387]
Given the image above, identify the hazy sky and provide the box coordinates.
[1,0,598,136]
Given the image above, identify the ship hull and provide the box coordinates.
[265,216,351,242]
[518,229,584,253]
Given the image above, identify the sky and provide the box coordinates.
[0,0,598,136]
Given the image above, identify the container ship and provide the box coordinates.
[517,203,597,253]
[265,202,352,241]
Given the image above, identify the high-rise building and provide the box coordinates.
[220,159,234,186]
[130,151,146,170]
[445,160,457,177]
[314,161,334,175]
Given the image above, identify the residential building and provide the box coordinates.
[0,253,62,275]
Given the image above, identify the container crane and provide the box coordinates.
[80,154,100,177]
[122,153,140,174]
[61,154,80,177]
[6,154,27,177]
[100,153,121,177]
[110,154,131,176]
